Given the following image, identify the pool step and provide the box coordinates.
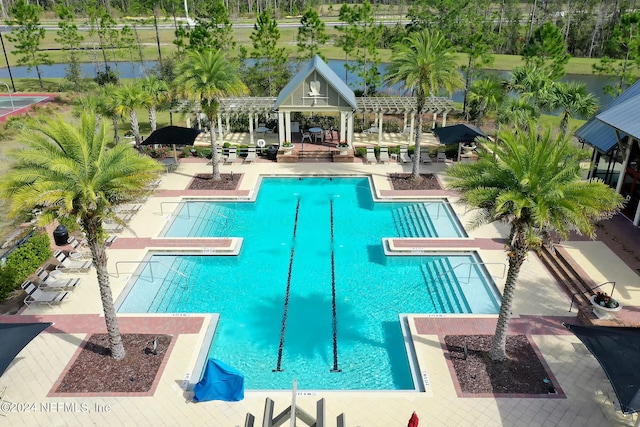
[190,203,235,237]
[393,203,438,238]
[422,258,471,313]
[148,257,200,312]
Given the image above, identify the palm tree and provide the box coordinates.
[446,124,624,362]
[113,83,152,146]
[175,49,247,180]
[508,63,553,114]
[97,84,124,145]
[385,29,464,180]
[496,98,537,135]
[141,75,169,133]
[0,113,163,360]
[468,73,506,127]
[540,81,599,135]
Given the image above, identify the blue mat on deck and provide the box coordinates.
[193,358,244,402]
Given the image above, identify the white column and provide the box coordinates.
[285,111,292,145]
[442,112,448,127]
[186,116,191,128]
[248,113,254,145]
[347,111,354,147]
[403,112,408,130]
[225,114,230,135]
[377,112,383,146]
[634,200,640,226]
[432,113,437,130]
[217,114,223,141]
[340,111,346,144]
[278,111,285,144]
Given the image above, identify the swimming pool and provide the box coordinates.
[118,177,501,390]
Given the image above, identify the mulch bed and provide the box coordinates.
[389,173,442,191]
[445,335,555,395]
[188,173,241,190]
[56,334,172,393]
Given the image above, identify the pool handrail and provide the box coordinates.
[113,259,189,282]
[434,261,506,284]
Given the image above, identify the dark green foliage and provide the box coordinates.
[0,232,52,301]
[95,65,119,86]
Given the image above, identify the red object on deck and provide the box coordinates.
[408,411,419,427]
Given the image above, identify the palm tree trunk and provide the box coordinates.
[83,217,126,360]
[210,119,221,180]
[488,226,527,362]
[149,106,157,132]
[411,95,425,180]
[131,111,141,145]
[112,116,120,145]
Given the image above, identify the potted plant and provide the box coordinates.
[282,141,293,154]
[337,141,349,154]
[590,291,622,319]
[124,130,135,139]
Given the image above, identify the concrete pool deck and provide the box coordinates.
[4,158,640,426]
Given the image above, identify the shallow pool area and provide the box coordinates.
[117,177,500,390]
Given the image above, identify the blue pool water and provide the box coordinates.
[118,177,501,390]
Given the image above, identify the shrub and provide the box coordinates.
[0,231,52,301]
[355,147,367,158]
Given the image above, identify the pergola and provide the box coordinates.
[356,96,456,145]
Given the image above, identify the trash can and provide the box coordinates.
[53,225,69,246]
[266,145,278,160]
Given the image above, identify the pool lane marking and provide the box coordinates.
[273,198,301,372]
[330,199,341,373]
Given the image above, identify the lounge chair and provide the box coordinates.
[225,147,238,164]
[399,147,411,163]
[420,148,432,164]
[366,147,377,164]
[22,282,70,307]
[245,146,257,163]
[36,268,82,290]
[436,151,447,162]
[103,223,124,234]
[54,251,92,273]
[116,204,142,214]
[379,146,390,164]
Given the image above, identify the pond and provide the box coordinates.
[0,59,616,107]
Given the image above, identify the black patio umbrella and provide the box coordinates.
[564,323,640,415]
[141,126,203,146]
[0,322,52,377]
[432,123,488,145]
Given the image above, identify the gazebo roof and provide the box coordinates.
[274,55,358,110]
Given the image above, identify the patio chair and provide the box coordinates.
[313,131,324,144]
[22,282,70,307]
[225,147,238,164]
[399,147,411,163]
[379,146,390,164]
[54,251,92,274]
[436,151,447,163]
[35,269,82,290]
[301,131,312,143]
[366,147,377,164]
[245,146,257,163]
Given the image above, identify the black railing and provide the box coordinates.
[569,281,616,312]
